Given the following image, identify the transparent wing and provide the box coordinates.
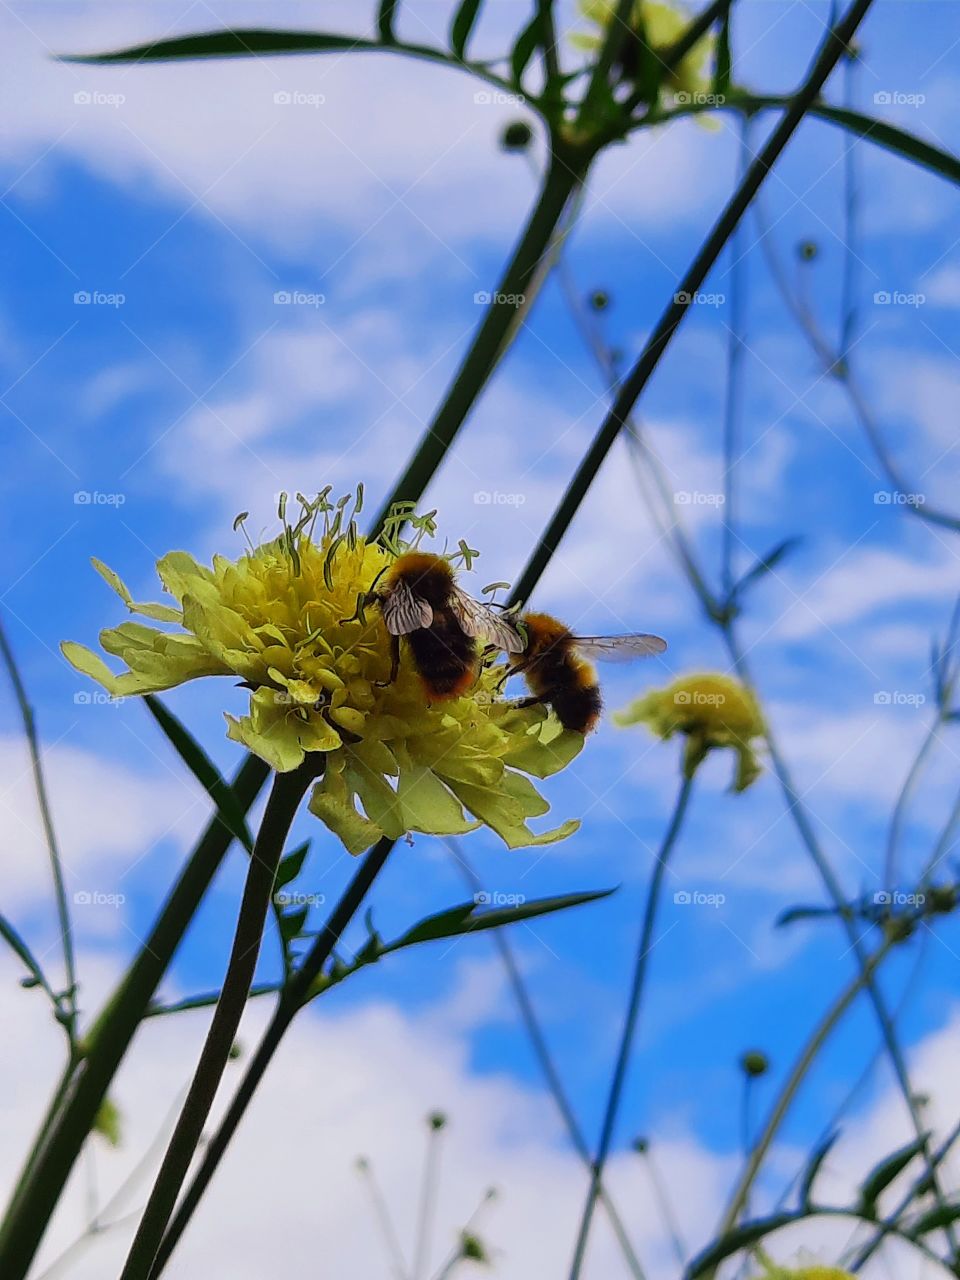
[379,579,433,634]
[450,586,525,653]
[571,633,667,663]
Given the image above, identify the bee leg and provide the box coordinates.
[374,634,401,688]
[512,694,546,709]
[495,657,530,694]
[339,590,376,626]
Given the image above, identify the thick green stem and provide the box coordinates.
[147,836,396,1278]
[568,773,695,1280]
[119,760,316,1280]
[370,146,590,533]
[0,753,269,1280]
[511,0,877,605]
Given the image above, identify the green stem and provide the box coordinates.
[568,773,695,1280]
[147,836,396,1278]
[118,759,317,1280]
[446,842,647,1280]
[511,0,877,604]
[369,145,590,533]
[0,752,268,1280]
[0,616,77,1040]
[884,715,942,895]
[704,939,895,1275]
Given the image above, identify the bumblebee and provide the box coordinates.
[508,611,667,733]
[374,552,523,699]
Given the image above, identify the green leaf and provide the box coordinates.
[732,94,960,188]
[799,1128,841,1209]
[61,29,386,64]
[378,0,399,43]
[859,1133,931,1218]
[450,0,483,60]
[909,1200,960,1237]
[279,906,309,945]
[145,696,254,852]
[713,7,731,97]
[93,1098,122,1148]
[686,1211,801,1275]
[734,536,801,597]
[511,13,542,90]
[275,840,310,891]
[383,887,615,952]
[0,911,51,994]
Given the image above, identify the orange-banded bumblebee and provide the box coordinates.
[373,552,524,699]
[508,611,667,733]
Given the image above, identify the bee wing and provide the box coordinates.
[571,633,668,663]
[450,586,525,653]
[379,579,434,634]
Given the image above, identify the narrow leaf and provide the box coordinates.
[0,911,51,994]
[279,906,309,944]
[909,1200,960,1237]
[275,841,310,891]
[686,1211,801,1276]
[145,696,254,852]
[859,1133,931,1217]
[61,29,384,64]
[383,887,615,953]
[511,13,542,90]
[799,1129,841,1209]
[734,537,801,596]
[450,0,483,60]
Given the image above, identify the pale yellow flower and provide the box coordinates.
[615,672,764,790]
[63,492,583,854]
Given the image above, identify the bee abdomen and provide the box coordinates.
[549,681,602,734]
[408,617,476,698]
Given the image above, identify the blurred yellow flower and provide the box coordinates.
[752,1268,854,1280]
[614,672,764,791]
[63,492,583,854]
[572,0,715,102]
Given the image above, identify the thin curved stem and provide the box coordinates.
[119,759,317,1280]
[446,841,646,1279]
[884,716,942,894]
[0,616,77,1042]
[568,773,695,1280]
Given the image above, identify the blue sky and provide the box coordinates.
[2,2,960,1276]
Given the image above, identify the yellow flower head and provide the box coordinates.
[63,490,583,854]
[573,0,715,101]
[752,1268,854,1280]
[614,672,764,791]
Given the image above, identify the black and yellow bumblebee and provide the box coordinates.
[373,552,524,699]
[507,611,667,733]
